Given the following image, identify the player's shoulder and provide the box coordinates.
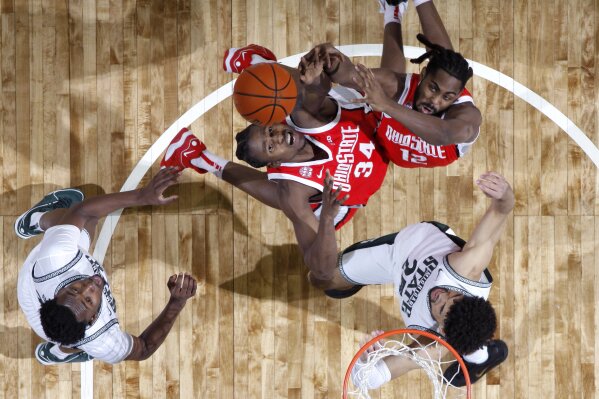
[374,69,409,100]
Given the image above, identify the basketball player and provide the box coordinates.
[160,116,388,289]
[303,0,482,168]
[16,167,198,365]
[309,170,512,386]
[221,27,398,217]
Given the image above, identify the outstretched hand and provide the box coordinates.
[350,64,392,112]
[321,170,349,221]
[139,167,180,206]
[300,43,343,76]
[167,273,198,305]
[475,172,514,202]
[358,330,386,362]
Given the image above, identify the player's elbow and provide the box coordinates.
[303,253,336,282]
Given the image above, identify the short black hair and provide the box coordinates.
[443,296,497,355]
[235,125,268,168]
[411,34,473,88]
[40,298,87,346]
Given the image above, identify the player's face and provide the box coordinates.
[55,275,105,325]
[413,68,464,115]
[429,287,464,332]
[246,123,306,166]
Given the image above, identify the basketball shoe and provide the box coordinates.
[160,127,210,174]
[35,342,93,365]
[223,44,277,73]
[14,188,85,239]
[443,339,508,387]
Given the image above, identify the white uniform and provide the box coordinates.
[17,225,133,364]
[338,222,492,335]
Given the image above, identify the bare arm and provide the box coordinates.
[352,64,481,145]
[276,179,341,281]
[447,172,515,280]
[301,43,361,90]
[302,172,348,282]
[415,1,453,50]
[221,161,281,209]
[57,168,180,229]
[126,273,197,361]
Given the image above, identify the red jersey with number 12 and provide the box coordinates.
[375,73,478,168]
[267,100,389,207]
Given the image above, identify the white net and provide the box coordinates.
[345,330,470,399]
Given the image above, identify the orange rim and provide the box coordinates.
[342,328,471,399]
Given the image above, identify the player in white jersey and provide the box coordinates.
[16,168,197,365]
[307,170,513,387]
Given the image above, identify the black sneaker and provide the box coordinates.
[35,342,93,365]
[444,339,508,387]
[14,188,84,239]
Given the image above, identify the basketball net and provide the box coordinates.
[343,329,471,399]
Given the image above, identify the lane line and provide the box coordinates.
[82,44,598,398]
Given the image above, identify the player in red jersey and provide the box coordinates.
[304,0,482,168]
[161,57,388,293]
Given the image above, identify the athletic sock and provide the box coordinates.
[384,2,406,25]
[29,212,44,230]
[463,346,489,364]
[190,150,229,178]
[251,54,275,65]
[413,0,432,7]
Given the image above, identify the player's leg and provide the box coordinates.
[15,189,85,239]
[160,127,281,210]
[414,0,453,50]
[379,1,409,73]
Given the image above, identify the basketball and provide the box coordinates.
[233,63,297,126]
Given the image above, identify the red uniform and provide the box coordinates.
[375,73,478,168]
[267,100,389,229]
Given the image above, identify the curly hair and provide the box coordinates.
[235,125,268,168]
[443,296,497,355]
[40,298,87,346]
[410,34,473,88]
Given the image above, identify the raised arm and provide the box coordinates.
[352,64,481,145]
[276,178,344,282]
[415,1,453,50]
[302,171,348,282]
[126,273,197,361]
[57,167,180,230]
[447,172,515,280]
[351,331,447,389]
[221,161,281,209]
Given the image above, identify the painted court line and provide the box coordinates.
[82,45,599,398]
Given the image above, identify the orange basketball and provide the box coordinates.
[233,63,297,126]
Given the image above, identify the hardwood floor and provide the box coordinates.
[0,0,597,398]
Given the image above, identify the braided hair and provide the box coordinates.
[410,34,473,88]
[40,298,87,346]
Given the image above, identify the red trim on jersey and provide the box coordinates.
[375,73,475,168]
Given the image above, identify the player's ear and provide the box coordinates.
[420,66,428,79]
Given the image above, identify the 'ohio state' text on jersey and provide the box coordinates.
[375,73,479,168]
[267,100,389,207]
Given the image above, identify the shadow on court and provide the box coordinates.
[219,243,405,329]
[0,324,40,359]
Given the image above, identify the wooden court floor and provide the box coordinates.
[0,0,598,398]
